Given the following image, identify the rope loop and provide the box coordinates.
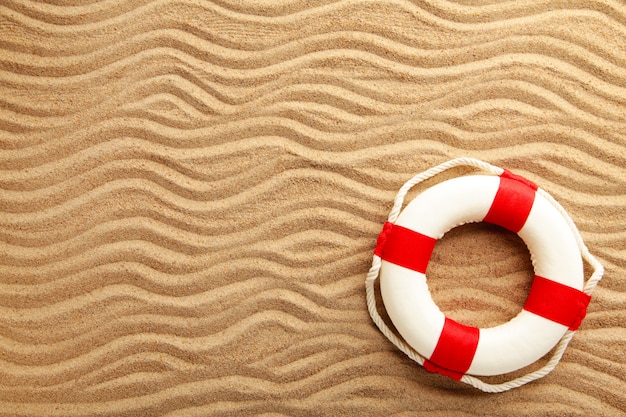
[365,157,603,392]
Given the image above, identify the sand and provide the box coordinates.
[1,0,625,415]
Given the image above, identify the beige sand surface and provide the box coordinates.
[1,0,625,415]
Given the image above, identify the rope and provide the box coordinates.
[365,157,604,393]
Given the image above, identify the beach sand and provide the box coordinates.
[1,0,625,415]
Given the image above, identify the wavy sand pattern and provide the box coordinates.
[1,0,625,415]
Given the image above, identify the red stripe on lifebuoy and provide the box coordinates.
[424,317,480,380]
[524,276,591,330]
[375,222,436,274]
[484,171,536,233]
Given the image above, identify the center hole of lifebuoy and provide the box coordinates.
[426,222,534,329]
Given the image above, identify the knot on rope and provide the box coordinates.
[374,221,393,257]
[501,169,538,191]
[423,360,465,381]
[569,295,592,331]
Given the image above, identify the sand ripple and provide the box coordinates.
[1,0,625,415]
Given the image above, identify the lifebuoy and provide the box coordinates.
[374,169,593,380]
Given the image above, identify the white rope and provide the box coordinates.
[365,157,604,393]
[386,157,503,223]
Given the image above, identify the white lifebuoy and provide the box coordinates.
[375,170,592,379]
